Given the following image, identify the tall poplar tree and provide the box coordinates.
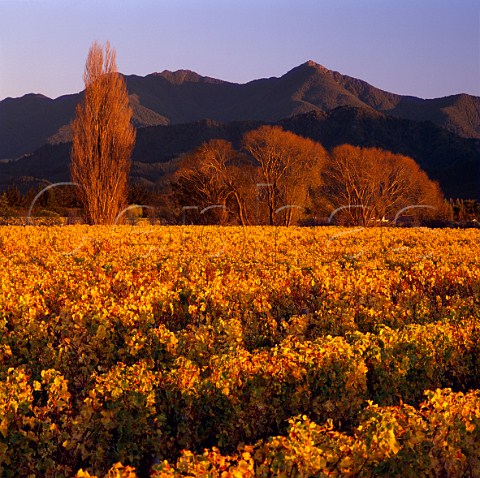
[71,41,135,224]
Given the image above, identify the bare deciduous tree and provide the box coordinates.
[172,140,259,225]
[320,144,446,225]
[171,140,235,224]
[243,126,326,225]
[71,41,136,224]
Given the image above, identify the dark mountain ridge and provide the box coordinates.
[1,61,479,160]
[1,107,478,200]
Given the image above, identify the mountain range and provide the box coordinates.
[0,61,479,199]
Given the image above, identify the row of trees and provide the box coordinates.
[5,181,474,226]
[0,42,458,226]
[172,129,326,226]
[171,128,449,226]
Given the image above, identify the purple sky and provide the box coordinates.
[0,0,478,101]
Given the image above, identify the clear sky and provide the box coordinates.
[0,0,478,101]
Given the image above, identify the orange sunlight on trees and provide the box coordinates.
[243,126,327,226]
[319,145,448,225]
[71,41,136,225]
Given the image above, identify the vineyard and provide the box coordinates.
[0,225,479,477]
